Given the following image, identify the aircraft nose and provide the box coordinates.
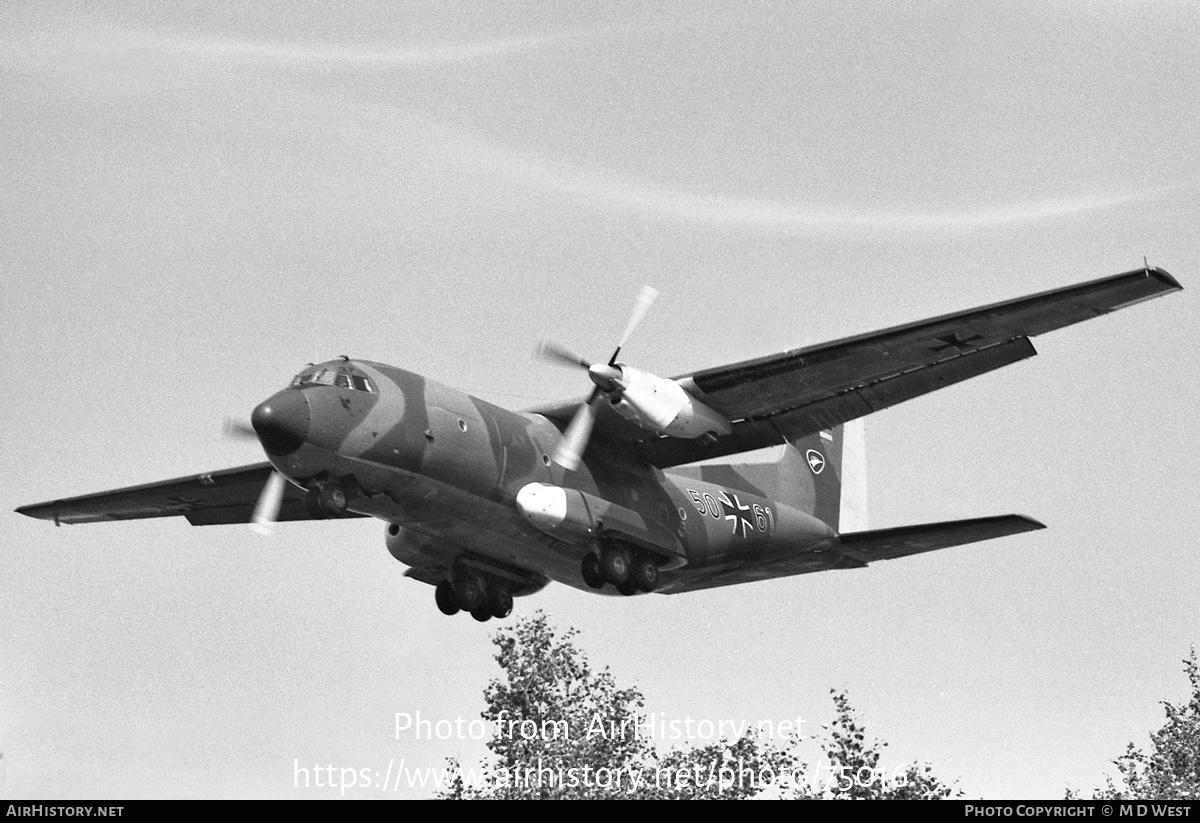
[251,390,310,455]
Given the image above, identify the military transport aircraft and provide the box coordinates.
[17,266,1182,621]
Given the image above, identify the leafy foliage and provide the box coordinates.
[812,689,959,799]
[449,612,647,799]
[1087,650,1200,800]
[439,612,957,799]
[438,613,797,799]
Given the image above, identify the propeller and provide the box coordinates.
[249,470,286,536]
[553,389,599,471]
[224,416,286,535]
[539,285,658,470]
[223,418,258,440]
[537,340,592,370]
[614,284,659,362]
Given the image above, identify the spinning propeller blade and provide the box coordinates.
[537,341,592,370]
[249,470,286,535]
[227,417,287,535]
[552,390,599,471]
[611,285,658,363]
[223,418,258,440]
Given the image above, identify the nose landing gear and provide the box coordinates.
[305,478,353,519]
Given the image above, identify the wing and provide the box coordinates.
[534,266,1181,467]
[665,514,1044,593]
[15,463,366,526]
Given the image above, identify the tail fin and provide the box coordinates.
[674,420,867,533]
[781,419,866,533]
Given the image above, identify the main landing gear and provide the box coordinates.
[435,572,514,622]
[582,541,660,596]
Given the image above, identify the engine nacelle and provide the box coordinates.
[515,482,686,560]
[514,483,596,544]
[608,365,732,439]
[385,522,435,565]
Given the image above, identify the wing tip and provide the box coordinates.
[15,503,51,520]
[1012,514,1047,532]
[16,503,68,525]
[1148,266,1183,292]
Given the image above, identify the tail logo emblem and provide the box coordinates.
[806,449,826,474]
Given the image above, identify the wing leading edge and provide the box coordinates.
[15,463,366,526]
[664,514,1045,594]
[534,266,1180,468]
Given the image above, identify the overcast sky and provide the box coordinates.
[2,1,1198,799]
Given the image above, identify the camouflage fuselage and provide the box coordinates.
[266,360,838,596]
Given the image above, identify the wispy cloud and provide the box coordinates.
[3,25,575,78]
[120,30,568,67]
[540,170,1148,232]
[448,133,1158,234]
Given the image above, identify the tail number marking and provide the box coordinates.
[687,488,774,538]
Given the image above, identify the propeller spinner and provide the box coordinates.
[539,285,658,470]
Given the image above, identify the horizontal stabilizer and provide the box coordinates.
[837,514,1045,563]
[662,513,1043,594]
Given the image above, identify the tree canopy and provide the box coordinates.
[1085,650,1200,800]
[439,612,957,799]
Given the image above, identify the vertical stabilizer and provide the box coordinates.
[782,420,867,533]
[784,425,845,531]
[668,420,866,534]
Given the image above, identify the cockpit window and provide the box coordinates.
[290,370,328,388]
[289,368,376,393]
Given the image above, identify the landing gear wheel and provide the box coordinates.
[600,544,631,586]
[453,574,486,613]
[471,607,492,622]
[630,555,659,593]
[581,554,606,589]
[616,578,639,596]
[305,480,348,518]
[488,589,513,619]
[435,581,459,616]
[318,483,347,515]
